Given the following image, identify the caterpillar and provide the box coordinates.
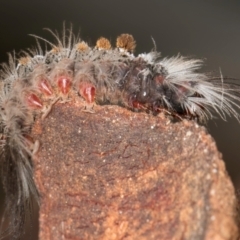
[0,24,240,239]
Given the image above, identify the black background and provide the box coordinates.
[0,1,240,239]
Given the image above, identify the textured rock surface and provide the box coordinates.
[32,102,239,240]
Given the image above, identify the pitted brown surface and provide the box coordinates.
[32,102,239,240]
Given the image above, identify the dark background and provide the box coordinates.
[0,1,240,239]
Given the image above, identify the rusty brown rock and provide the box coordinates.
[31,101,239,240]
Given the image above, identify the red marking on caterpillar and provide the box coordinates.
[38,78,53,96]
[57,76,72,95]
[128,95,146,110]
[1,24,240,239]
[25,93,43,109]
[79,82,96,103]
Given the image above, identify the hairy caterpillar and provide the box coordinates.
[0,24,240,239]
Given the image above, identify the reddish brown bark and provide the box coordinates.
[32,101,239,240]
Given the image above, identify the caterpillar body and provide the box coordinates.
[0,25,240,239]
